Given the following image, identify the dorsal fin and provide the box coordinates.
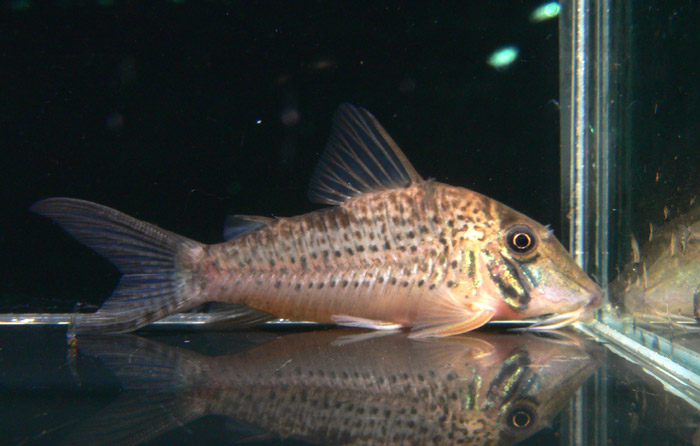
[223,215,274,241]
[308,104,424,205]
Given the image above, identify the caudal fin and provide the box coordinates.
[31,198,204,333]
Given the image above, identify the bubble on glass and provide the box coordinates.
[530,2,561,23]
[487,46,519,70]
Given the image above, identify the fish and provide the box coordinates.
[611,205,700,323]
[32,104,602,337]
[64,329,601,446]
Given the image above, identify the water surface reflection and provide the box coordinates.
[68,329,600,445]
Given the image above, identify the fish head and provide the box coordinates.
[481,202,602,326]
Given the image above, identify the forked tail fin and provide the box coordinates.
[31,198,205,333]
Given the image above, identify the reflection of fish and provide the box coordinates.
[32,104,601,337]
[612,206,700,322]
[66,329,600,446]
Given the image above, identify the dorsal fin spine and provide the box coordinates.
[308,104,424,206]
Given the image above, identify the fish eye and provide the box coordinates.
[506,405,535,430]
[506,225,537,254]
[511,410,531,428]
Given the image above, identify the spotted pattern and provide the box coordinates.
[199,182,501,324]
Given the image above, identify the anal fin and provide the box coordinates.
[203,303,275,328]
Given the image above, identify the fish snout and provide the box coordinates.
[578,286,603,321]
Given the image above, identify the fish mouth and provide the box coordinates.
[522,286,602,331]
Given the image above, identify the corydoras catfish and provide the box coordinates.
[33,104,601,337]
[66,330,601,446]
[611,205,700,322]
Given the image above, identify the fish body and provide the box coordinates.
[67,330,601,446]
[33,104,601,336]
[614,207,700,322]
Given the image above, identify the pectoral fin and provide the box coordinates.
[331,314,404,330]
[409,287,496,338]
[409,308,495,338]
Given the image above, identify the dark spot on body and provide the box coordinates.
[370,245,378,252]
[334,250,342,257]
[295,284,302,290]
[318,282,324,289]
[429,284,436,290]
[390,278,397,285]
[342,280,349,287]
[274,281,282,288]
[451,260,458,269]
[356,245,365,252]
[418,279,424,287]
[402,281,409,287]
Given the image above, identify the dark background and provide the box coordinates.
[627,1,700,238]
[608,0,700,280]
[1,1,560,312]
